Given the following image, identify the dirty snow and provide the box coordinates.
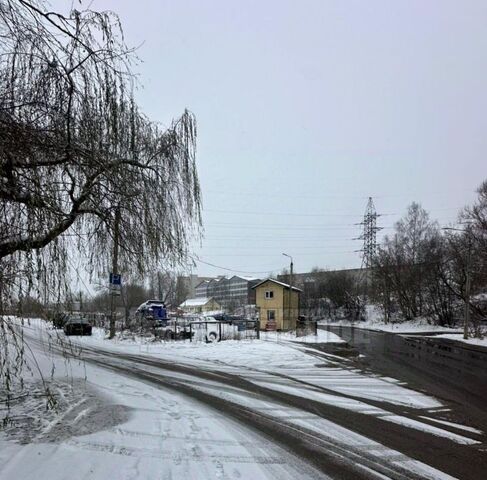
[1,318,483,480]
[0,321,323,480]
[428,333,487,348]
[319,318,463,334]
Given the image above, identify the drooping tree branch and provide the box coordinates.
[0,0,202,294]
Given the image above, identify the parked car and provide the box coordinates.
[51,311,68,329]
[63,316,92,336]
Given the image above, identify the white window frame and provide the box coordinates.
[265,290,274,299]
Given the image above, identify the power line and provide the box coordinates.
[193,257,283,275]
[205,223,394,230]
[202,206,463,217]
[203,208,393,217]
[204,188,476,200]
[195,251,358,257]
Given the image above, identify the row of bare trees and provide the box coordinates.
[294,181,487,335]
[371,181,487,336]
[280,267,364,321]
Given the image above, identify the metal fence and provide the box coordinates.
[67,312,260,343]
[296,319,318,338]
[189,320,259,343]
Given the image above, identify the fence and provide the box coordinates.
[296,318,318,337]
[66,312,260,343]
[189,320,259,343]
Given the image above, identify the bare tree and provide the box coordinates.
[151,271,178,305]
[372,203,442,322]
[438,183,487,335]
[175,276,190,306]
[0,0,201,412]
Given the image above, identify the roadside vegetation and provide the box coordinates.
[304,181,487,337]
[370,180,487,336]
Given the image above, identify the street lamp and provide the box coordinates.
[282,253,294,329]
[442,226,473,340]
[282,253,293,288]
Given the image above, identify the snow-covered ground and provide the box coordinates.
[318,311,487,348]
[0,320,322,480]
[318,305,464,334]
[260,329,344,344]
[1,318,484,479]
[425,333,487,348]
[319,318,463,334]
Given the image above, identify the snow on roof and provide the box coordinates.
[232,275,259,281]
[251,278,302,292]
[179,297,216,307]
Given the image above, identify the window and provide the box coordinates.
[267,310,275,321]
[265,290,274,299]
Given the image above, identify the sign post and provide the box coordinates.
[109,272,122,338]
[109,273,122,296]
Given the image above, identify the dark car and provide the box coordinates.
[63,316,92,336]
[51,311,68,329]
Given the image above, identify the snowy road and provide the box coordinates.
[2,322,486,479]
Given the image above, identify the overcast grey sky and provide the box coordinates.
[87,0,486,277]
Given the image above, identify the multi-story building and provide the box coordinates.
[177,274,214,299]
[225,275,260,309]
[195,280,210,298]
[193,275,261,311]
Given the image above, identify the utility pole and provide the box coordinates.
[158,272,163,300]
[464,231,472,340]
[443,226,473,340]
[109,206,121,339]
[283,253,293,329]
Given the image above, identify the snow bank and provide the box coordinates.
[426,333,487,348]
[319,317,463,334]
[260,329,345,344]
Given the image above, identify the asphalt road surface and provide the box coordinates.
[321,325,487,435]
[37,332,487,480]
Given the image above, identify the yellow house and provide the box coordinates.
[179,297,221,314]
[252,279,301,331]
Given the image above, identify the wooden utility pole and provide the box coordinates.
[109,207,121,339]
[464,232,472,340]
[290,259,294,326]
[283,253,293,330]
[443,226,473,340]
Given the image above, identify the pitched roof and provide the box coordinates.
[251,278,302,292]
[195,280,210,289]
[230,275,259,281]
[179,297,218,307]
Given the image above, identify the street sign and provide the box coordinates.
[109,272,122,296]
